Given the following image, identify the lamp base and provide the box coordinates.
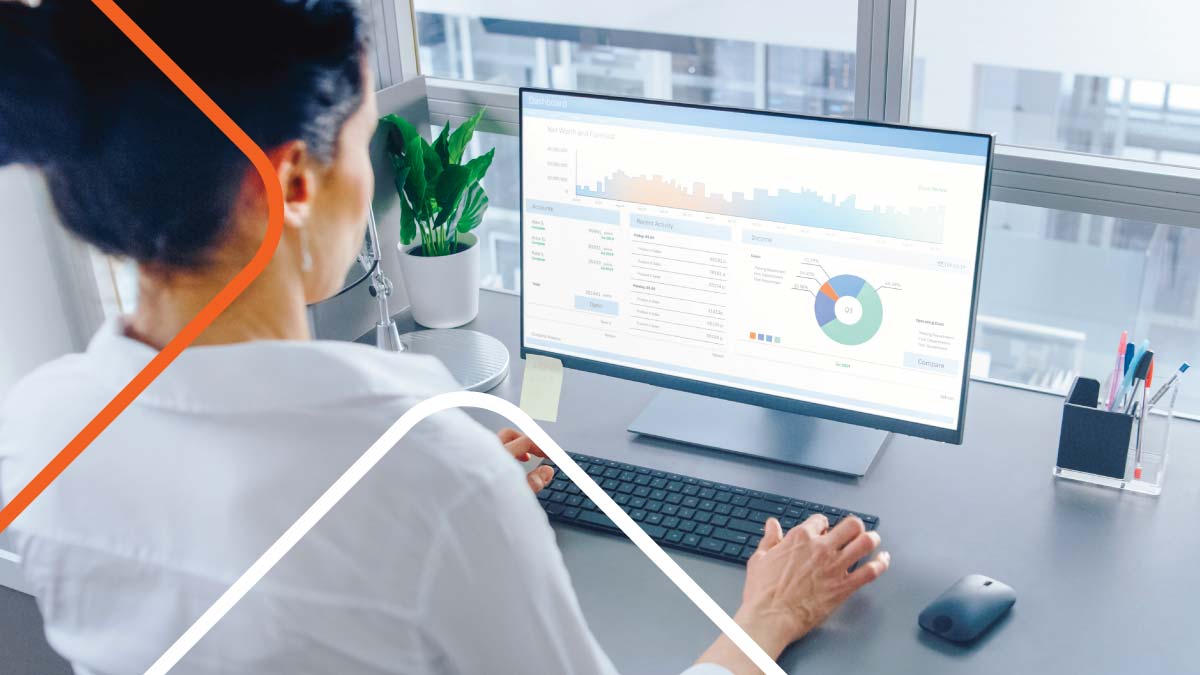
[399,329,509,392]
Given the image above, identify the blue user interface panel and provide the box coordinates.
[521,90,991,435]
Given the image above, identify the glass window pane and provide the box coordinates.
[415,2,857,116]
[912,0,1200,168]
[974,202,1200,416]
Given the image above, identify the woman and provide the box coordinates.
[0,2,888,674]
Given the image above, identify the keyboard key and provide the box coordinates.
[614,494,630,506]
[661,504,679,516]
[728,518,765,536]
[663,516,680,529]
[650,489,668,501]
[551,492,568,503]
[694,512,711,524]
[696,524,714,537]
[603,468,621,479]
[711,515,729,527]
[579,511,616,530]
[698,488,716,499]
[682,533,702,548]
[700,538,726,553]
[563,507,580,519]
[699,500,717,512]
[550,480,569,492]
[761,493,791,505]
[714,492,732,504]
[682,485,700,496]
[749,499,785,515]
[682,497,700,508]
[646,513,664,525]
[665,493,683,505]
[633,486,651,498]
[714,503,732,516]
[632,510,647,521]
[646,501,663,513]
[712,528,749,545]
[602,479,619,490]
[650,478,667,489]
[665,530,684,544]
[566,495,583,507]
[642,524,668,539]
[731,495,750,507]
[785,507,805,519]
[739,546,756,561]
[731,507,749,519]
[634,475,651,486]
[667,481,683,492]
[723,543,742,557]
[678,520,697,533]
[630,497,646,509]
[619,471,636,482]
[546,503,565,516]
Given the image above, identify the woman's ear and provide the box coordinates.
[274,141,315,230]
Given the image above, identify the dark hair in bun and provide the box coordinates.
[0,0,368,267]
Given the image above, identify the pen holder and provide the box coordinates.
[1053,376,1176,496]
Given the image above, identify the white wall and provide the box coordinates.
[0,165,103,592]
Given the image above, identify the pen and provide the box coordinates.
[1147,362,1190,409]
[1113,340,1150,411]
[1134,359,1154,481]
[1124,350,1153,415]
[1105,331,1128,410]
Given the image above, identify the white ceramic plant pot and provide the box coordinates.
[396,232,480,328]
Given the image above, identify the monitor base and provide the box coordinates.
[628,391,888,477]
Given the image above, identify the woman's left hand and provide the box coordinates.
[497,428,555,493]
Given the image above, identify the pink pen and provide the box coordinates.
[1106,331,1127,410]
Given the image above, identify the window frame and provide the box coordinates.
[392,0,1200,228]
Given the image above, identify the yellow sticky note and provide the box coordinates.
[519,355,563,422]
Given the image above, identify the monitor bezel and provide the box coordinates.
[518,86,994,445]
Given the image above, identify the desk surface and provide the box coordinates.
[452,290,1199,675]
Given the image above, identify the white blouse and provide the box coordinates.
[0,321,730,675]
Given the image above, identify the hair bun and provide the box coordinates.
[0,2,83,168]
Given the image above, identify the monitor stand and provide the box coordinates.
[627,391,888,477]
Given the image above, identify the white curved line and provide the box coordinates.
[144,391,782,675]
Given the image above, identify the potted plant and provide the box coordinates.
[381,110,494,328]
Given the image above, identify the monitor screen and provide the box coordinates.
[519,89,993,443]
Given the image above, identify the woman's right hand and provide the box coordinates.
[696,514,889,674]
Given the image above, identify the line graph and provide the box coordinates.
[576,169,946,243]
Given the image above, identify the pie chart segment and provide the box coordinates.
[814,274,883,346]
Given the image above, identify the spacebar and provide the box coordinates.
[577,511,667,539]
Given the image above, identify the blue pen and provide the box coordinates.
[1112,339,1150,411]
[1124,342,1135,374]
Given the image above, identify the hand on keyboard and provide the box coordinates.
[497,428,555,493]
[731,514,889,659]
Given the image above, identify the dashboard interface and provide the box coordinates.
[520,89,991,438]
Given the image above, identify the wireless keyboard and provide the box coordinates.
[537,452,879,564]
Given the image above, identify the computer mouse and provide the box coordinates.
[918,574,1015,643]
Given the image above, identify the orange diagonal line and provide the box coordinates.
[0,0,284,533]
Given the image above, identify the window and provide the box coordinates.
[912,0,1200,168]
[390,0,1200,417]
[973,203,1199,415]
[414,2,858,117]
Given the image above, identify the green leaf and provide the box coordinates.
[380,114,420,156]
[456,182,489,234]
[462,147,494,184]
[399,192,417,245]
[403,135,426,216]
[432,121,451,166]
[433,164,471,228]
[447,108,485,164]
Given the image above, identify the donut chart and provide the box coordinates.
[814,274,883,345]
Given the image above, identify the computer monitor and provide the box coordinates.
[519,88,993,476]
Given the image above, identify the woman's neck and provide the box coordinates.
[127,256,312,350]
